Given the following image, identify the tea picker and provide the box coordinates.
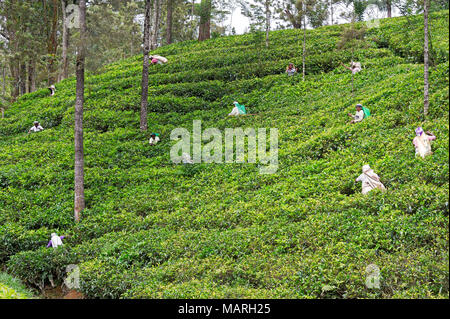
[341,61,361,75]
[412,127,436,158]
[150,55,168,65]
[228,101,247,116]
[149,133,161,145]
[228,101,258,117]
[48,85,56,96]
[28,121,44,134]
[47,233,66,248]
[348,104,370,124]
[286,63,298,76]
[355,165,386,195]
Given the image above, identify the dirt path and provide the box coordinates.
[42,286,84,299]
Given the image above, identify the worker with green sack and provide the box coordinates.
[348,104,370,124]
[361,104,371,118]
[228,101,247,116]
[149,132,160,145]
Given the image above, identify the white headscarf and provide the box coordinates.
[51,233,63,248]
[362,165,371,173]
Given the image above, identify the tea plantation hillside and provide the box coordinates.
[0,11,448,299]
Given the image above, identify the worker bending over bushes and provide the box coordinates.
[48,85,56,96]
[149,133,160,145]
[286,63,298,76]
[348,104,370,124]
[150,55,168,65]
[47,233,65,249]
[28,121,44,134]
[413,127,436,158]
[228,101,247,116]
[356,165,386,195]
[341,61,361,75]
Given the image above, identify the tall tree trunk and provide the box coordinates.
[151,0,160,50]
[351,13,355,95]
[1,65,5,118]
[74,0,87,223]
[330,0,334,25]
[5,1,19,100]
[423,0,429,117]
[386,0,392,18]
[131,36,134,57]
[302,11,306,81]
[61,0,69,80]
[24,64,29,94]
[2,66,6,95]
[198,0,211,41]
[265,0,270,48]
[166,0,173,44]
[27,61,36,93]
[230,6,234,33]
[19,62,26,95]
[9,62,19,100]
[47,0,59,85]
[141,0,151,131]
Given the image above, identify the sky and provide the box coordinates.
[226,7,250,34]
[222,2,402,35]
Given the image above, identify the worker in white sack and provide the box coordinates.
[413,127,436,158]
[286,63,298,76]
[150,55,168,65]
[47,233,66,249]
[48,85,56,96]
[28,121,44,134]
[149,133,160,146]
[228,101,247,116]
[341,61,361,75]
[355,165,386,195]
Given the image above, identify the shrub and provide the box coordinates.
[7,247,78,290]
